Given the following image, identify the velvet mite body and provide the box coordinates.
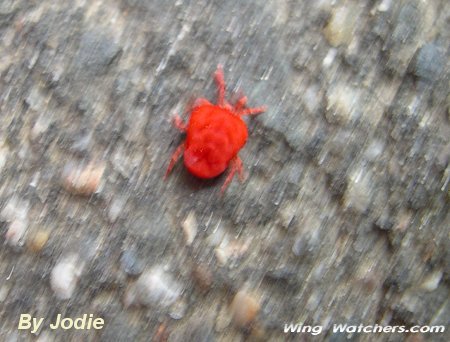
[165,65,266,192]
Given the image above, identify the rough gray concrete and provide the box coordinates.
[0,0,449,341]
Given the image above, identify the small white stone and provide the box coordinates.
[322,48,338,68]
[1,197,29,247]
[1,197,29,222]
[420,270,443,292]
[377,0,392,12]
[5,219,27,247]
[124,266,181,308]
[303,84,322,114]
[107,196,127,223]
[344,168,373,213]
[364,139,385,162]
[326,83,361,125]
[206,225,226,247]
[181,211,197,246]
[50,254,84,300]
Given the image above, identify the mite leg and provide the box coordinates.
[221,156,244,193]
[173,114,187,132]
[234,95,247,111]
[214,64,226,107]
[237,105,267,116]
[165,142,185,178]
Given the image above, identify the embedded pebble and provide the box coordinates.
[107,195,127,223]
[169,299,188,320]
[50,254,84,300]
[30,115,52,142]
[343,168,373,213]
[124,266,182,308]
[322,48,338,68]
[206,226,226,247]
[27,229,49,252]
[70,132,92,156]
[111,145,144,178]
[230,290,261,328]
[61,161,105,196]
[391,3,420,44]
[364,139,385,162]
[325,84,361,125]
[420,270,442,292]
[1,198,29,247]
[181,211,197,246]
[0,285,10,302]
[377,0,392,12]
[74,30,121,77]
[413,42,445,83]
[1,197,29,222]
[303,84,322,114]
[323,4,359,47]
[0,142,8,172]
[383,1,425,75]
[292,231,320,257]
[5,218,27,247]
[120,250,144,277]
[215,239,250,266]
[191,263,213,294]
[25,87,47,112]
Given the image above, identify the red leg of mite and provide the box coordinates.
[165,143,185,178]
[221,156,244,193]
[173,114,187,132]
[214,65,226,107]
[236,157,244,182]
[237,105,267,116]
[235,96,248,111]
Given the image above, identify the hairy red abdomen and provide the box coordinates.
[184,104,248,178]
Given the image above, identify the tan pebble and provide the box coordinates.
[250,322,266,340]
[323,4,358,47]
[62,161,105,196]
[28,230,49,253]
[153,322,169,342]
[191,264,213,294]
[230,290,260,328]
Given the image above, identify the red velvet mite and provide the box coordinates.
[165,65,266,192]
